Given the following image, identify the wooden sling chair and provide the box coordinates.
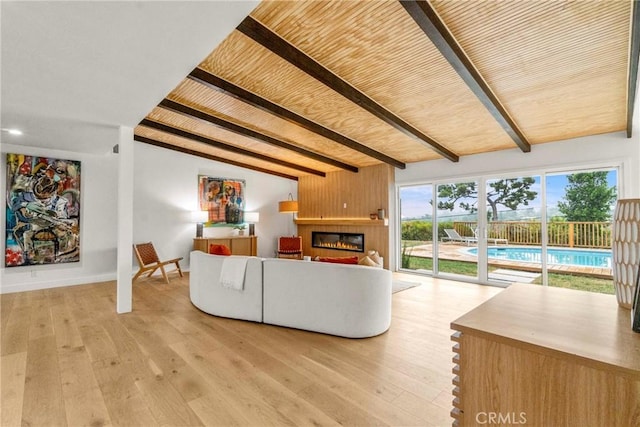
[277,236,303,260]
[133,242,183,284]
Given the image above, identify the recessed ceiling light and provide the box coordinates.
[1,128,23,135]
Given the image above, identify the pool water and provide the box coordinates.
[465,247,612,268]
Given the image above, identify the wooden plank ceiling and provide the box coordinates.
[135,0,638,181]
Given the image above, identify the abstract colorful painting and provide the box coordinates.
[5,154,81,267]
[198,176,245,225]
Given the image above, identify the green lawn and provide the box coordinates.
[402,255,614,295]
[531,273,614,294]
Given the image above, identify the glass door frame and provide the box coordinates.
[396,162,622,288]
[435,178,482,283]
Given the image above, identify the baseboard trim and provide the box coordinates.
[0,273,117,294]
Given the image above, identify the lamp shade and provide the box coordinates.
[278,200,298,213]
[244,212,260,223]
[191,210,209,223]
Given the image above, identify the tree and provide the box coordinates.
[437,178,537,221]
[557,172,616,221]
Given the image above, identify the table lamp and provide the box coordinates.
[244,211,260,236]
[192,210,209,238]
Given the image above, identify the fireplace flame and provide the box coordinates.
[312,231,364,252]
[316,241,360,250]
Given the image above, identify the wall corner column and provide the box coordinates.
[116,126,134,313]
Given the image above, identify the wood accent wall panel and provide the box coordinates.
[297,164,393,267]
[297,224,388,268]
[298,164,392,219]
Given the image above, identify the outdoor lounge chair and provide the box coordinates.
[442,229,477,245]
[473,228,509,245]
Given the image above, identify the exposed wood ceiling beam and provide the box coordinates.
[139,118,326,177]
[134,135,298,181]
[627,0,640,138]
[237,16,459,162]
[188,68,407,170]
[400,0,531,153]
[159,98,358,173]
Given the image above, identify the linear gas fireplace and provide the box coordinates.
[312,231,364,253]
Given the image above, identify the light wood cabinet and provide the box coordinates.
[451,284,640,427]
[193,236,257,256]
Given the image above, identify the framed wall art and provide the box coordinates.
[198,176,245,225]
[5,154,81,267]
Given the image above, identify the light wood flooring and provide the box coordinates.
[1,272,502,426]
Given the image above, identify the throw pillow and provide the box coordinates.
[209,244,232,256]
[358,256,377,267]
[368,250,382,266]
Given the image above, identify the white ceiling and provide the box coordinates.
[1,0,259,154]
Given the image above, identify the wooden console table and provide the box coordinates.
[193,236,257,256]
[451,284,640,427]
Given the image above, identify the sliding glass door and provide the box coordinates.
[482,175,542,285]
[544,169,616,294]
[435,181,478,279]
[398,184,433,273]
[398,180,478,280]
[398,166,618,295]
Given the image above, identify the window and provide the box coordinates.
[397,166,618,294]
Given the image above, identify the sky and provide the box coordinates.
[399,169,617,220]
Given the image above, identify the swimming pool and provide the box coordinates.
[464,247,612,268]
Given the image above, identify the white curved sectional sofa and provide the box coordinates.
[189,251,392,338]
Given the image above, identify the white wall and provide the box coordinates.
[396,132,640,198]
[3,129,635,292]
[1,143,119,293]
[1,140,296,293]
[133,142,296,270]
[393,131,639,273]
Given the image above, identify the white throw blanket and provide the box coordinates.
[219,256,249,291]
